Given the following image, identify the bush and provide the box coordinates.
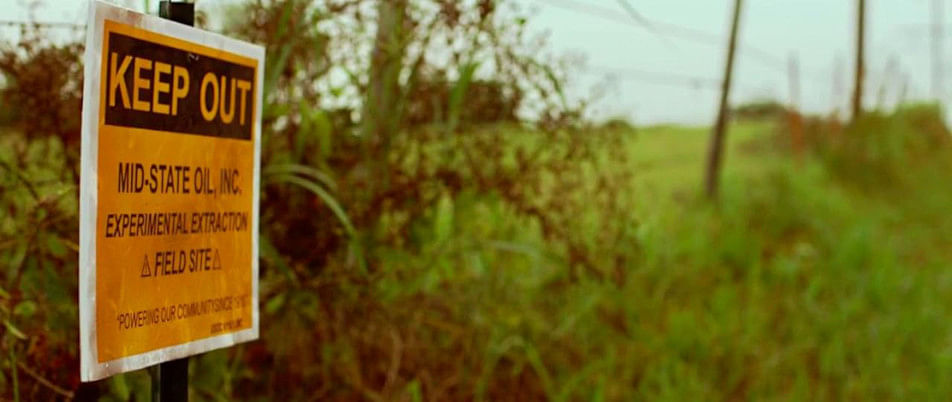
[731,99,788,121]
[0,1,626,399]
[824,104,949,189]
[767,103,951,190]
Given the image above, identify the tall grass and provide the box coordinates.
[4,1,952,400]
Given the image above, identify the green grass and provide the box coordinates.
[623,120,952,400]
[5,117,952,400]
[630,121,773,201]
[380,119,952,400]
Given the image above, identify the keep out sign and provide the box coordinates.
[79,1,263,381]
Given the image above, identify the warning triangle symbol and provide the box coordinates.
[212,249,222,270]
[140,255,151,277]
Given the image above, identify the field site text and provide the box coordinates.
[104,211,249,238]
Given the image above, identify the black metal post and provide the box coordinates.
[159,1,195,27]
[154,4,194,401]
[151,358,188,402]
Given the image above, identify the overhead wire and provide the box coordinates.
[0,20,85,29]
[538,0,830,84]
[582,65,721,89]
[581,64,780,97]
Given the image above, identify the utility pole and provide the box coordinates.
[878,56,900,110]
[704,0,744,198]
[900,72,910,105]
[851,0,866,121]
[788,52,801,111]
[932,0,945,102]
[833,54,844,118]
[788,52,803,155]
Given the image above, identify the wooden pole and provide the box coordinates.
[788,52,803,155]
[877,56,899,110]
[704,0,744,198]
[788,52,801,111]
[851,0,866,121]
[932,0,945,102]
[832,54,844,117]
[900,72,910,105]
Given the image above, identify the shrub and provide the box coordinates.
[0,1,628,399]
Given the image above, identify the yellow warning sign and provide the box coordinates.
[80,1,262,382]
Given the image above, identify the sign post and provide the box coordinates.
[78,0,264,392]
[154,3,194,401]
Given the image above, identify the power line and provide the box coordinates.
[613,0,676,47]
[584,65,721,89]
[0,20,85,29]
[582,64,779,97]
[537,0,828,82]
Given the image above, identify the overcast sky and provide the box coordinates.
[531,0,942,124]
[5,0,946,125]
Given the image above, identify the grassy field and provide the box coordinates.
[383,118,952,400]
[4,116,952,400]
[591,119,952,400]
[6,1,950,398]
[337,117,952,400]
[630,121,775,203]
